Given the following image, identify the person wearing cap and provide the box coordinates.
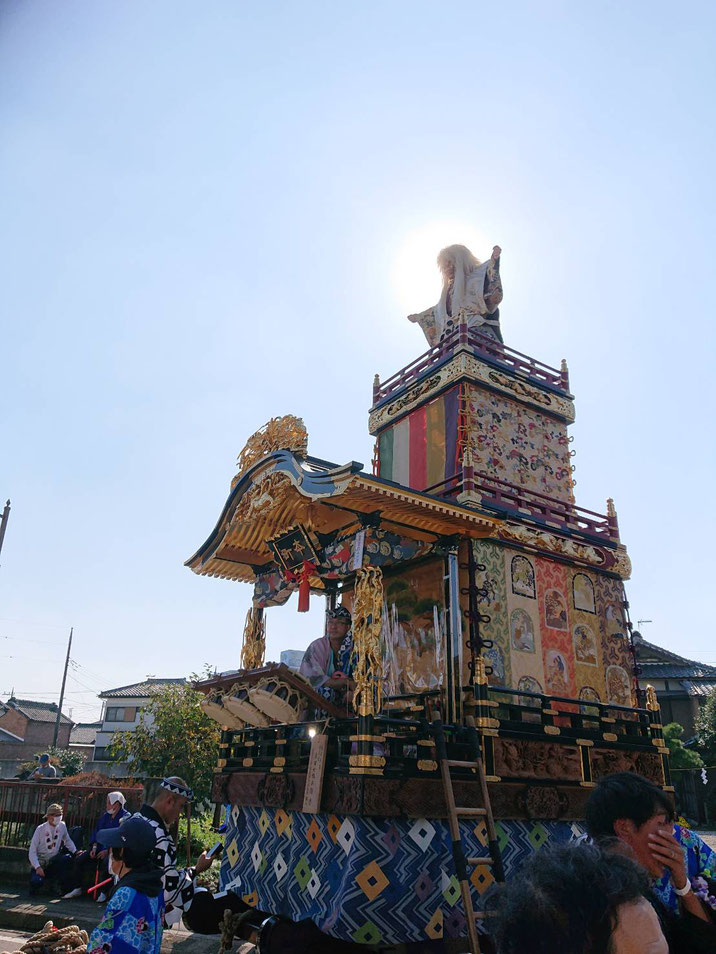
[137,777,216,929]
[28,803,80,897]
[31,753,57,781]
[299,605,355,706]
[87,816,164,954]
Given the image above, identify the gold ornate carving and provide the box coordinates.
[368,352,575,434]
[611,548,632,580]
[352,566,384,717]
[240,607,266,670]
[348,754,386,768]
[499,522,606,567]
[236,415,308,476]
[645,685,659,712]
[233,472,293,521]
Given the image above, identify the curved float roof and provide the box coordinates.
[185,450,500,584]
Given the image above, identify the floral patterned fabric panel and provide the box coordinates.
[467,385,573,502]
[254,569,298,608]
[653,825,716,913]
[596,575,633,707]
[87,886,163,954]
[254,530,435,606]
[472,540,511,687]
[322,528,434,578]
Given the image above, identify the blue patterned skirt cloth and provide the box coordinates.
[219,805,584,945]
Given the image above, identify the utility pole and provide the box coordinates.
[0,501,10,564]
[53,627,73,747]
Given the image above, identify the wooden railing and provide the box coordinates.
[373,324,570,406]
[486,686,648,742]
[422,470,619,543]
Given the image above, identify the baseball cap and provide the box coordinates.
[97,816,155,859]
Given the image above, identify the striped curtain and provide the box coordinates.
[378,386,460,491]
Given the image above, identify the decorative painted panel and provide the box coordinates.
[504,550,545,690]
[510,609,535,653]
[535,558,576,699]
[510,556,536,599]
[572,573,596,614]
[467,543,635,702]
[466,385,573,502]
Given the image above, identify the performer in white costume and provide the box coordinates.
[408,243,503,346]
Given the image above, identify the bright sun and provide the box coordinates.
[392,221,493,316]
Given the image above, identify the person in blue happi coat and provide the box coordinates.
[88,816,164,954]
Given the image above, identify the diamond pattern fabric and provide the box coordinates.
[218,806,583,944]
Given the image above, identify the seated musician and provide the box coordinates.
[299,605,355,707]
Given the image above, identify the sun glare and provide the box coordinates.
[392,222,493,316]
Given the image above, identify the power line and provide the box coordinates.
[0,634,64,646]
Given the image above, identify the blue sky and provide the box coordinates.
[1,2,714,722]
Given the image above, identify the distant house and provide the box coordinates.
[635,635,716,737]
[69,721,102,761]
[0,697,73,759]
[93,678,185,773]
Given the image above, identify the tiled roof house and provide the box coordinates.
[0,697,73,762]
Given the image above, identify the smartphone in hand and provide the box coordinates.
[207,842,223,859]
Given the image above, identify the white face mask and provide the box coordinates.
[109,848,123,883]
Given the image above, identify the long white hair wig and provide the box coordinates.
[436,245,481,317]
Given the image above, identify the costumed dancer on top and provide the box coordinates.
[408,243,503,346]
[299,605,355,707]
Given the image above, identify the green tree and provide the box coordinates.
[663,722,704,770]
[108,673,220,801]
[695,687,716,764]
[47,745,87,777]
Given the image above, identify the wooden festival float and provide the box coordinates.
[186,244,671,952]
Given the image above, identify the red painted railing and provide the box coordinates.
[373,324,569,406]
[423,470,618,542]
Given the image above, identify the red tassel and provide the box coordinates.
[297,561,315,613]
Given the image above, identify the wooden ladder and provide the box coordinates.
[431,717,505,954]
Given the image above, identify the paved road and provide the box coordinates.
[0,928,29,952]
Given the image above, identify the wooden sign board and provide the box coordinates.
[302,733,329,813]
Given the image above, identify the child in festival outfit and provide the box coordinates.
[28,803,80,897]
[87,816,164,954]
